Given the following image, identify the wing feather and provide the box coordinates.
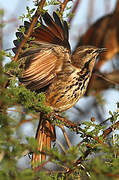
[13,12,71,54]
[20,47,63,91]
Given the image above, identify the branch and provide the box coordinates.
[0,9,3,50]
[54,115,107,146]
[86,0,94,26]
[104,0,111,14]
[114,0,119,14]
[54,114,80,133]
[59,0,71,15]
[93,168,119,178]
[13,0,46,61]
[65,119,119,176]
[65,148,92,175]
[59,125,71,148]
[68,0,81,24]
[3,18,17,24]
[17,119,33,127]
[56,139,67,153]
[103,121,119,139]
[7,109,39,119]
[33,160,50,172]
[95,71,119,86]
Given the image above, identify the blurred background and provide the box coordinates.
[0,0,119,169]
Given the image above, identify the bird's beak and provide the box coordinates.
[97,48,107,53]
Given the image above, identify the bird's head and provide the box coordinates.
[72,46,106,71]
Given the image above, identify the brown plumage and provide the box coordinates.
[14,12,105,167]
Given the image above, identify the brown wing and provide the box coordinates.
[19,44,65,91]
[14,12,71,91]
[32,12,70,49]
[13,12,70,54]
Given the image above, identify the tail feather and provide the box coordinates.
[32,12,70,48]
[32,115,56,167]
[12,12,70,54]
[32,26,56,43]
[42,12,64,40]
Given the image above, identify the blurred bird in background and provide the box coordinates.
[75,0,119,94]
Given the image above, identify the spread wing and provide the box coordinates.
[19,44,66,91]
[13,12,70,53]
[13,12,71,91]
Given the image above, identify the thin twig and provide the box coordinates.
[68,0,81,24]
[33,160,50,172]
[66,148,92,175]
[17,119,33,126]
[93,168,119,178]
[3,18,17,24]
[95,72,119,86]
[73,105,84,114]
[55,114,79,129]
[100,117,111,125]
[56,139,66,153]
[59,0,71,15]
[104,0,111,14]
[87,0,94,26]
[103,121,119,139]
[114,0,119,14]
[59,125,71,148]
[0,9,3,50]
[7,109,39,119]
[55,115,107,146]
[13,0,46,61]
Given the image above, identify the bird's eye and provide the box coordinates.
[86,50,93,54]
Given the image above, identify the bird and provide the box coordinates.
[13,11,106,167]
[75,0,119,70]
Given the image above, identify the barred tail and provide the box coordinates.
[32,113,56,168]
